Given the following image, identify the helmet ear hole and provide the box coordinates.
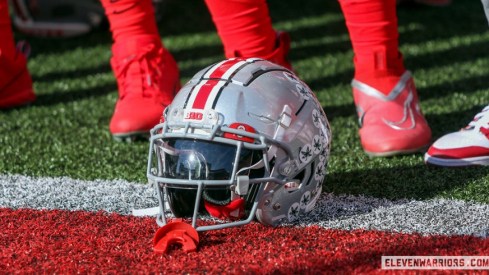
[293,169,305,183]
[291,161,314,187]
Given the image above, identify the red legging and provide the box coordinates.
[0,0,17,58]
[204,0,277,59]
[100,0,160,43]
[339,0,406,94]
[100,0,404,94]
[101,0,279,58]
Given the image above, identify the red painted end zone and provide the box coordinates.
[1,208,488,274]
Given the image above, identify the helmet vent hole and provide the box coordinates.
[305,162,314,186]
[295,100,307,116]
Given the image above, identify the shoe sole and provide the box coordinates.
[424,154,489,167]
[112,131,150,143]
[364,144,430,157]
[0,69,36,109]
[0,101,34,110]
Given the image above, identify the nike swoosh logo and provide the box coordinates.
[356,105,365,127]
[113,1,138,14]
[382,83,416,130]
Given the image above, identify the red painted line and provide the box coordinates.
[1,208,488,274]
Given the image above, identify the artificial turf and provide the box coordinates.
[2,0,489,203]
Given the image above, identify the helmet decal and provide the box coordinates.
[287,202,300,222]
[223,123,256,143]
[312,135,323,155]
[312,109,322,128]
[296,84,311,100]
[299,144,313,163]
[182,109,205,122]
[300,191,311,210]
[283,71,300,83]
[315,162,325,182]
[319,147,328,162]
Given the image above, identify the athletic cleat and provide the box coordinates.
[232,31,294,72]
[260,31,293,72]
[353,70,432,157]
[0,42,36,109]
[109,35,181,141]
[397,0,451,6]
[425,105,489,167]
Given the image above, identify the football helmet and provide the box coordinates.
[9,0,166,37]
[147,58,331,232]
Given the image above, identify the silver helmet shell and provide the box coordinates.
[147,58,331,231]
[9,0,165,37]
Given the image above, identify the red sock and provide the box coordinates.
[100,0,160,43]
[339,0,406,95]
[204,0,276,58]
[0,0,17,58]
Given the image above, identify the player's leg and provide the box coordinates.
[101,0,180,141]
[338,0,432,156]
[204,0,293,70]
[0,0,35,108]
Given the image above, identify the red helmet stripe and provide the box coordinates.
[189,59,247,110]
[207,58,242,79]
[192,80,220,109]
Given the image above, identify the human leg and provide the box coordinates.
[0,0,35,109]
[339,0,431,156]
[204,0,293,70]
[101,0,180,141]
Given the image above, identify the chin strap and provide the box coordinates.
[204,198,245,220]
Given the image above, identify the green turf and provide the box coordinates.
[2,0,489,203]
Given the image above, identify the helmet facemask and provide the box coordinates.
[148,121,274,230]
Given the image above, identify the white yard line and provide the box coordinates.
[0,174,158,215]
[1,174,488,238]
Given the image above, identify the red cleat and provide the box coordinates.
[109,35,180,141]
[261,31,293,71]
[0,43,35,109]
[353,71,432,156]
